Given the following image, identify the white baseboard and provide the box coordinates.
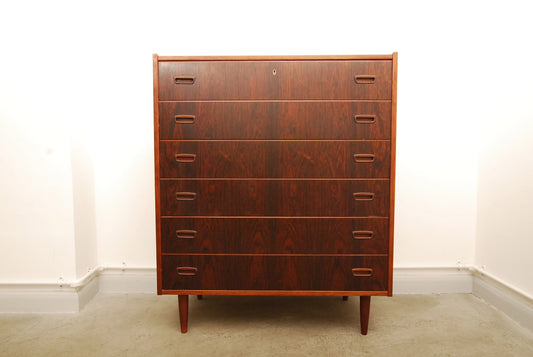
[0,268,101,313]
[98,267,156,294]
[0,284,80,313]
[0,266,473,313]
[1,265,532,333]
[393,267,473,294]
[0,266,153,313]
[471,267,533,332]
[77,272,100,310]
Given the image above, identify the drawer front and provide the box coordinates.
[160,141,390,178]
[160,102,392,140]
[161,218,389,254]
[162,255,388,291]
[161,179,389,217]
[158,61,392,100]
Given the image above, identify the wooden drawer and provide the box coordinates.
[158,61,392,100]
[160,179,389,217]
[161,217,389,254]
[159,101,392,140]
[162,255,388,292]
[160,141,390,178]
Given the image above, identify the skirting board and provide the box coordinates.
[0,267,156,313]
[1,265,532,333]
[98,267,156,294]
[0,274,99,313]
[472,267,533,332]
[0,267,472,313]
[393,267,473,294]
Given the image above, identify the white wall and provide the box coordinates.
[0,42,77,282]
[88,0,483,269]
[0,1,531,296]
[475,53,533,295]
[71,125,97,279]
[462,1,533,297]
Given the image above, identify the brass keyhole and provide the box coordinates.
[272,69,277,76]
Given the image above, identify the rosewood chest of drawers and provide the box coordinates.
[153,53,397,335]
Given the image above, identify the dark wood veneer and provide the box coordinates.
[160,179,389,217]
[159,61,392,101]
[158,55,393,61]
[160,141,390,178]
[153,53,397,335]
[162,255,388,292]
[161,217,389,254]
[160,102,392,140]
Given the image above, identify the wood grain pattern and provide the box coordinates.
[388,52,398,296]
[158,61,392,100]
[154,54,397,335]
[178,295,188,333]
[161,218,389,254]
[159,141,390,178]
[162,290,387,296]
[160,179,389,217]
[360,296,371,335]
[159,101,392,140]
[153,54,163,294]
[162,255,388,291]
[158,55,394,61]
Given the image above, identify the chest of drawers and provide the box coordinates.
[153,54,397,335]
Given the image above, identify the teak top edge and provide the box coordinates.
[154,54,395,61]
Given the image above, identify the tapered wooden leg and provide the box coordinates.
[342,296,348,301]
[197,295,203,300]
[360,296,371,335]
[178,295,189,333]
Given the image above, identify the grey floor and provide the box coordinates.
[1,293,533,357]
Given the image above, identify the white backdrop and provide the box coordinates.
[0,1,531,295]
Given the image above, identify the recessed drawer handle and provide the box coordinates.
[354,154,375,163]
[176,230,197,239]
[352,268,373,277]
[176,192,197,201]
[354,75,376,84]
[175,115,196,124]
[175,154,196,163]
[353,192,374,201]
[174,76,195,85]
[177,267,198,276]
[354,115,376,124]
[352,230,374,240]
